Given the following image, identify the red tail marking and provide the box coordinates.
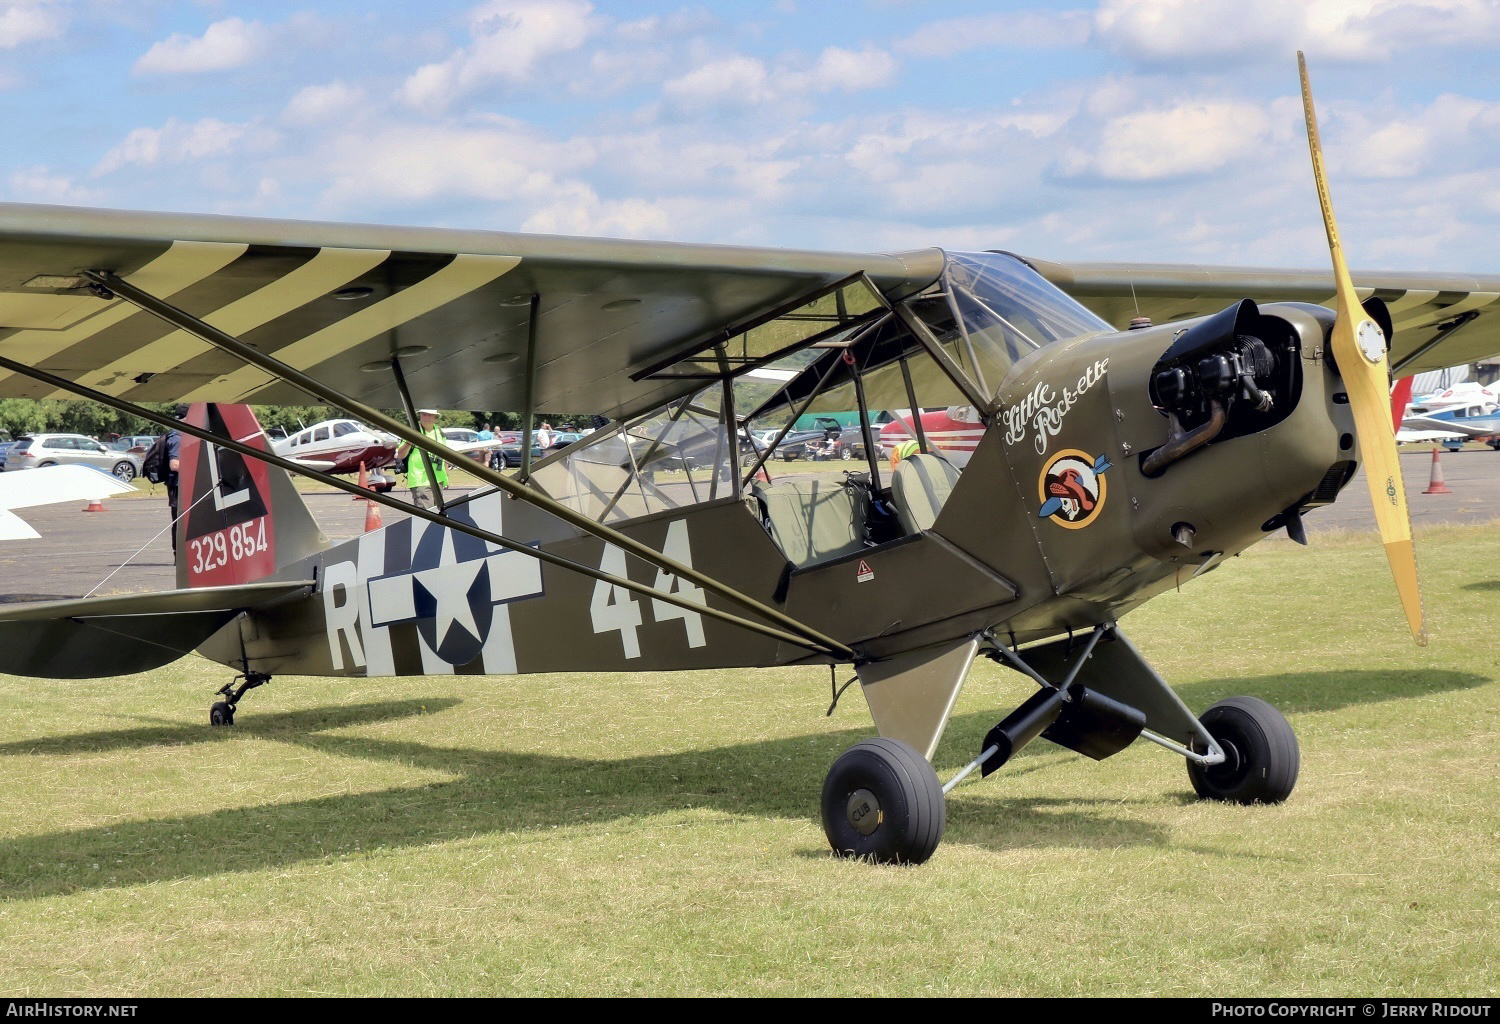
[178,403,277,587]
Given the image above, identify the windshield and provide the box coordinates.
[914,251,1112,394]
[757,251,1111,425]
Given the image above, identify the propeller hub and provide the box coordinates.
[1355,320,1385,364]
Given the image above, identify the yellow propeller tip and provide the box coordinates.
[1414,630,1429,648]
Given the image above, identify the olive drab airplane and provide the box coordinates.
[0,58,1497,864]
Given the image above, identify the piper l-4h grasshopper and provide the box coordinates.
[0,58,1496,863]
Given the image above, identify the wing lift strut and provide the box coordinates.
[0,271,859,664]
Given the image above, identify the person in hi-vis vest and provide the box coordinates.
[396,408,451,510]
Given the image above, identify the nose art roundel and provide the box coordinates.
[1037,449,1111,530]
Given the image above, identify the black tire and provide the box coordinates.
[1187,696,1299,804]
[112,461,136,482]
[37,461,56,468]
[821,737,945,864]
[210,701,235,727]
[840,447,853,461]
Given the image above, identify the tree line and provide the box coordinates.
[0,400,596,439]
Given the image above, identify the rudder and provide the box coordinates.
[176,403,329,588]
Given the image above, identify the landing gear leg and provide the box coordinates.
[209,671,271,727]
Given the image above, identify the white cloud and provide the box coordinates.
[0,1,67,49]
[93,118,256,175]
[794,46,898,93]
[311,121,596,209]
[1095,0,1500,63]
[134,17,271,74]
[901,10,1093,58]
[598,131,801,204]
[1337,94,1500,179]
[1059,100,1272,181]
[520,187,672,238]
[282,82,367,126]
[6,164,99,203]
[660,45,896,113]
[399,0,597,111]
[661,54,776,109]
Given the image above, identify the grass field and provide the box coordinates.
[0,522,1495,996]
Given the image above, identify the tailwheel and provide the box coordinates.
[821,737,945,864]
[208,671,271,728]
[1187,696,1300,804]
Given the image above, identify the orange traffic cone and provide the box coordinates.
[1423,447,1452,494]
[82,497,108,513]
[353,461,369,498]
[363,497,383,532]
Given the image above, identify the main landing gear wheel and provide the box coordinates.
[1187,696,1299,804]
[821,737,945,864]
[209,701,234,727]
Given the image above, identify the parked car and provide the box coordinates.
[438,426,499,463]
[491,442,545,468]
[2,434,143,481]
[107,434,157,454]
[776,428,841,461]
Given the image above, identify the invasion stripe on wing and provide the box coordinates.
[1392,291,1500,331]
[66,246,392,400]
[195,252,522,402]
[0,240,247,391]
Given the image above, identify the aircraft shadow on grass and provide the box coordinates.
[0,666,1485,899]
[1170,668,1490,715]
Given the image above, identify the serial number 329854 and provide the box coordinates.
[189,519,268,574]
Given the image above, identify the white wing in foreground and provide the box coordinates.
[0,464,136,540]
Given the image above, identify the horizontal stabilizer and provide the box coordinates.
[0,581,312,678]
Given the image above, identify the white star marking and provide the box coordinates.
[411,529,484,650]
[366,525,543,656]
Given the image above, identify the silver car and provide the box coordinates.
[2,434,142,482]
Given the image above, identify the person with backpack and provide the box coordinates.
[142,404,190,552]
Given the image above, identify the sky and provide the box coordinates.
[1,0,1497,273]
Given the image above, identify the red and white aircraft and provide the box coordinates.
[878,407,987,467]
[273,419,399,488]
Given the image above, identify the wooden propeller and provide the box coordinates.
[1299,52,1427,645]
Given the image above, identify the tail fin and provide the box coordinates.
[176,403,330,588]
[1390,376,1415,433]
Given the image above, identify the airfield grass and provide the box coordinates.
[0,524,1495,996]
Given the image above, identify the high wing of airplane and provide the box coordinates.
[1031,261,1500,380]
[0,59,1495,865]
[0,463,136,540]
[1401,413,1500,447]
